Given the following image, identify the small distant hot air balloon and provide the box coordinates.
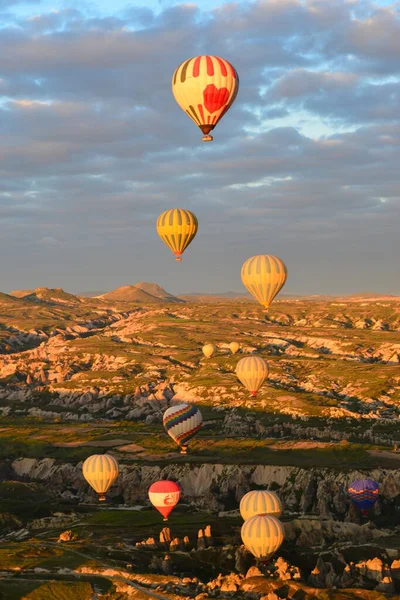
[82,454,119,502]
[172,55,239,142]
[241,255,287,311]
[229,342,240,355]
[240,490,282,521]
[202,343,216,358]
[241,514,285,561]
[156,208,198,261]
[149,480,181,521]
[348,479,379,516]
[236,356,269,397]
[163,403,203,454]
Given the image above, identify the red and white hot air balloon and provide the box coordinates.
[148,480,181,521]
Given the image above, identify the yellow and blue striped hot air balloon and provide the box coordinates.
[235,355,269,397]
[240,490,282,521]
[241,255,287,311]
[82,454,119,502]
[241,514,285,561]
[156,208,198,261]
[163,403,203,454]
[172,55,239,142]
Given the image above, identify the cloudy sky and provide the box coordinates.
[0,0,399,295]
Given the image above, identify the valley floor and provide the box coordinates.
[0,297,399,598]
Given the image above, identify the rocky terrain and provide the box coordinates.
[0,287,399,598]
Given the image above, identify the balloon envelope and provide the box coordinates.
[241,255,287,311]
[229,342,240,355]
[156,208,198,261]
[82,454,119,501]
[240,490,282,520]
[236,356,269,396]
[163,403,203,452]
[202,343,216,358]
[172,55,239,142]
[149,480,181,520]
[348,479,379,512]
[241,514,285,561]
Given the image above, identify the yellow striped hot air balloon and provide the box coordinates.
[235,356,269,397]
[156,208,198,261]
[229,342,240,355]
[240,490,282,520]
[241,255,287,311]
[82,454,119,502]
[202,343,216,358]
[172,55,239,142]
[241,514,285,561]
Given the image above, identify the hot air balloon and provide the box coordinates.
[229,342,240,355]
[82,454,119,502]
[172,55,239,142]
[241,255,287,311]
[156,208,198,261]
[202,343,216,358]
[149,480,181,521]
[240,490,282,521]
[348,479,379,516]
[163,403,203,454]
[235,356,269,397]
[241,514,285,561]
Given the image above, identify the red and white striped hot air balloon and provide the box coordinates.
[148,480,181,521]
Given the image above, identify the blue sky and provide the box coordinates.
[6,0,397,20]
[5,0,235,18]
[0,0,399,295]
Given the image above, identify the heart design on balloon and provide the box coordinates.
[203,84,230,114]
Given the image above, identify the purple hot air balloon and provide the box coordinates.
[348,479,379,516]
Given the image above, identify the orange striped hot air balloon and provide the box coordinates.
[240,490,282,520]
[202,343,216,358]
[229,342,240,355]
[156,208,198,261]
[82,454,119,502]
[241,255,288,311]
[241,514,285,561]
[235,355,269,397]
[172,55,239,142]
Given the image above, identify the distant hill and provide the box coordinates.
[345,293,398,300]
[179,292,253,303]
[77,290,106,298]
[11,287,82,305]
[0,292,25,305]
[10,289,34,298]
[181,291,251,299]
[178,291,307,302]
[99,282,184,303]
[179,291,400,303]
[133,282,184,302]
